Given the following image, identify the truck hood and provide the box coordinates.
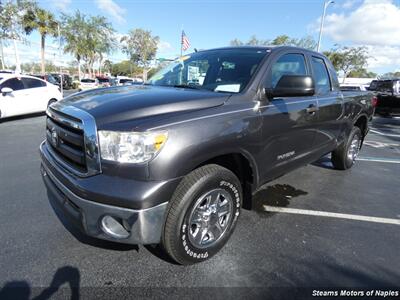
[60,85,229,127]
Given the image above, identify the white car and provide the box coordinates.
[340,84,368,92]
[79,78,99,91]
[0,73,62,119]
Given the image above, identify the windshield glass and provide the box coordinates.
[147,48,268,93]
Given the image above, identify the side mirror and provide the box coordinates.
[268,75,315,98]
[1,87,13,96]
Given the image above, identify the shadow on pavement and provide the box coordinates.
[0,266,80,300]
[252,184,308,218]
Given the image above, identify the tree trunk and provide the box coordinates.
[342,72,347,84]
[41,34,46,75]
[0,39,5,70]
[78,60,81,81]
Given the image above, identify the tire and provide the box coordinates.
[331,126,362,170]
[47,99,57,108]
[162,164,242,265]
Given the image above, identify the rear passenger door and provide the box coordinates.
[258,52,318,182]
[310,56,343,153]
[21,77,48,113]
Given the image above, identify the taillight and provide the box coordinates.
[371,96,378,107]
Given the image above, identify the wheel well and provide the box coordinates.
[196,153,254,210]
[354,115,368,136]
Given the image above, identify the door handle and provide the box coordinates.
[306,104,318,114]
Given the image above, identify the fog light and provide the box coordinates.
[100,215,130,239]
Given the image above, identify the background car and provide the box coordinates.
[114,76,133,86]
[31,74,60,88]
[368,79,400,117]
[0,73,62,119]
[96,76,111,88]
[51,73,73,90]
[340,84,369,91]
[78,78,98,91]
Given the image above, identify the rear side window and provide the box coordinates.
[22,77,46,89]
[1,78,25,91]
[326,61,340,90]
[271,53,307,87]
[81,79,95,83]
[311,57,331,94]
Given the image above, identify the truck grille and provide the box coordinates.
[46,113,87,173]
[45,106,101,177]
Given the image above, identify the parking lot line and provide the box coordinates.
[357,157,400,164]
[370,129,400,138]
[263,205,400,226]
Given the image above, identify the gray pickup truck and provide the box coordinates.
[40,46,374,265]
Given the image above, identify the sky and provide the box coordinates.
[3,0,400,74]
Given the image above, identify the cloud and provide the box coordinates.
[366,45,400,70]
[95,0,126,24]
[342,0,359,9]
[322,0,400,46]
[52,0,71,12]
[157,41,173,54]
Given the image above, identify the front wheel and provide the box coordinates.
[162,164,242,265]
[331,126,362,170]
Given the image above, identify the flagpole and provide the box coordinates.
[180,29,183,57]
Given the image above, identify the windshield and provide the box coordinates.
[147,48,268,93]
[46,75,58,85]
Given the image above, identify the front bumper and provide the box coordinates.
[41,162,168,244]
[39,141,179,245]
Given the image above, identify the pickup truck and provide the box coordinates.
[368,79,400,116]
[40,46,375,265]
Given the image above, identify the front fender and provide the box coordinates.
[147,105,262,183]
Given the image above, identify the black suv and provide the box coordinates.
[369,79,400,116]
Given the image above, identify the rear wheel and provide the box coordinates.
[162,164,242,265]
[331,126,362,170]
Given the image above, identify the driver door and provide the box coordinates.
[258,52,318,182]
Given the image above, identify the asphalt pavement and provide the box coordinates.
[0,115,399,299]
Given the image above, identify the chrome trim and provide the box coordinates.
[47,102,102,177]
[46,108,83,130]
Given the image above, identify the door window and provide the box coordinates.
[271,53,307,87]
[1,78,25,91]
[311,57,331,94]
[22,77,46,89]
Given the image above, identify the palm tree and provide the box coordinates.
[61,11,115,79]
[23,7,58,74]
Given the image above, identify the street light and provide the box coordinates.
[317,0,334,52]
[57,23,63,96]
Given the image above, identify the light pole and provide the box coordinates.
[317,0,334,52]
[57,23,63,96]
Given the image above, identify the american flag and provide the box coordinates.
[181,30,190,51]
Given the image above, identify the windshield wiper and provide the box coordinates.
[172,84,202,90]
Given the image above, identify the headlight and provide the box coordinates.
[98,130,168,163]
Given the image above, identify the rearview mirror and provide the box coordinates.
[268,75,315,98]
[1,87,13,95]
